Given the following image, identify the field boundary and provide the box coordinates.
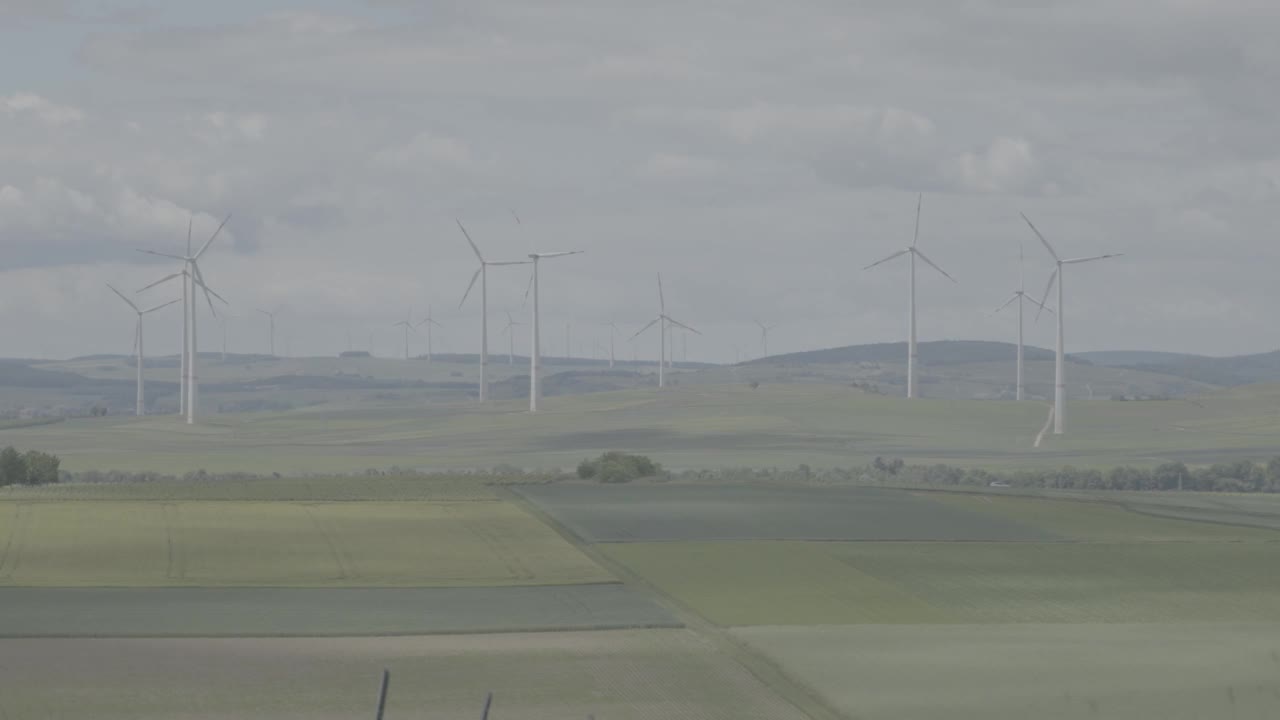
[498,486,850,720]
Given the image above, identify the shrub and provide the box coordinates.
[576,451,662,483]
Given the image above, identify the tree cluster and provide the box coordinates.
[674,458,1280,493]
[577,451,662,483]
[0,447,61,486]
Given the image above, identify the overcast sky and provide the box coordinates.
[1,0,1277,362]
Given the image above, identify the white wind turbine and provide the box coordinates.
[107,285,179,417]
[864,194,956,399]
[526,248,583,412]
[754,320,776,359]
[416,305,442,362]
[256,308,280,356]
[501,311,522,365]
[1021,213,1123,435]
[991,243,1052,402]
[632,273,699,389]
[392,309,416,360]
[457,220,529,403]
[607,321,618,369]
[138,215,231,425]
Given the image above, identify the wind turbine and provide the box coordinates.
[256,308,280,356]
[993,240,1054,397]
[501,311,521,365]
[754,320,776,359]
[632,273,699,389]
[526,248,583,412]
[108,285,179,416]
[138,214,231,425]
[392,309,416,360]
[1021,213,1123,435]
[863,194,956,399]
[458,220,529,403]
[416,305,442,362]
[607,321,617,369]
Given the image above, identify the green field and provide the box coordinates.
[0,629,809,720]
[736,623,1280,720]
[0,500,609,587]
[7,382,1280,473]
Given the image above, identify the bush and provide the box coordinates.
[576,451,662,483]
[0,446,60,486]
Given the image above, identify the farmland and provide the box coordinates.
[9,381,1280,474]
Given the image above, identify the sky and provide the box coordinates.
[1,0,1277,362]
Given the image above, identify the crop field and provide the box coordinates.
[0,585,677,637]
[735,623,1280,720]
[516,483,1057,542]
[0,474,506,501]
[9,382,1280,473]
[0,500,609,587]
[0,629,809,720]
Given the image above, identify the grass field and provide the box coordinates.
[8,382,1280,473]
[517,483,1057,542]
[736,623,1280,720]
[0,585,677,637]
[0,500,609,587]
[0,629,810,720]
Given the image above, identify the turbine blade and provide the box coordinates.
[459,267,482,309]
[485,260,531,266]
[532,251,582,259]
[107,283,141,312]
[136,249,186,261]
[194,213,231,259]
[510,209,521,224]
[1063,253,1124,265]
[138,272,183,293]
[1018,240,1025,292]
[481,692,493,720]
[1035,269,1057,322]
[992,294,1018,314]
[665,316,701,335]
[456,219,484,262]
[863,249,909,270]
[912,193,922,247]
[142,298,182,314]
[658,273,665,313]
[913,248,957,282]
[186,215,193,255]
[1024,293,1055,316]
[191,264,228,303]
[1019,212,1060,261]
[630,317,660,340]
[521,270,534,308]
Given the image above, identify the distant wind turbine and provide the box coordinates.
[392,309,415,360]
[501,311,521,365]
[138,214,231,424]
[632,273,699,389]
[607,321,618,369]
[990,243,1052,401]
[457,220,529,403]
[107,285,179,416]
[525,248,583,412]
[754,320,776,359]
[1021,212,1123,434]
[256,308,280,356]
[863,194,956,399]
[416,305,442,362]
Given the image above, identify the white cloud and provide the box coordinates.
[1,93,84,125]
[945,137,1039,195]
[640,152,718,180]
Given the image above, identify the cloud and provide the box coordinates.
[1,93,84,125]
[639,152,718,180]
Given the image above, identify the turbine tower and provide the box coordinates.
[458,220,528,403]
[607,321,617,369]
[863,194,955,399]
[754,320,776,359]
[1021,213,1123,434]
[416,305,442,362]
[107,285,179,416]
[392,309,415,360]
[632,273,699,389]
[991,243,1052,401]
[256,308,280,356]
[526,248,583,412]
[501,311,521,365]
[138,214,231,425]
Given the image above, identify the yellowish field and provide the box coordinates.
[0,500,610,587]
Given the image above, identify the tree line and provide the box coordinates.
[0,447,61,486]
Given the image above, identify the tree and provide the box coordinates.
[22,451,59,485]
[0,447,26,486]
